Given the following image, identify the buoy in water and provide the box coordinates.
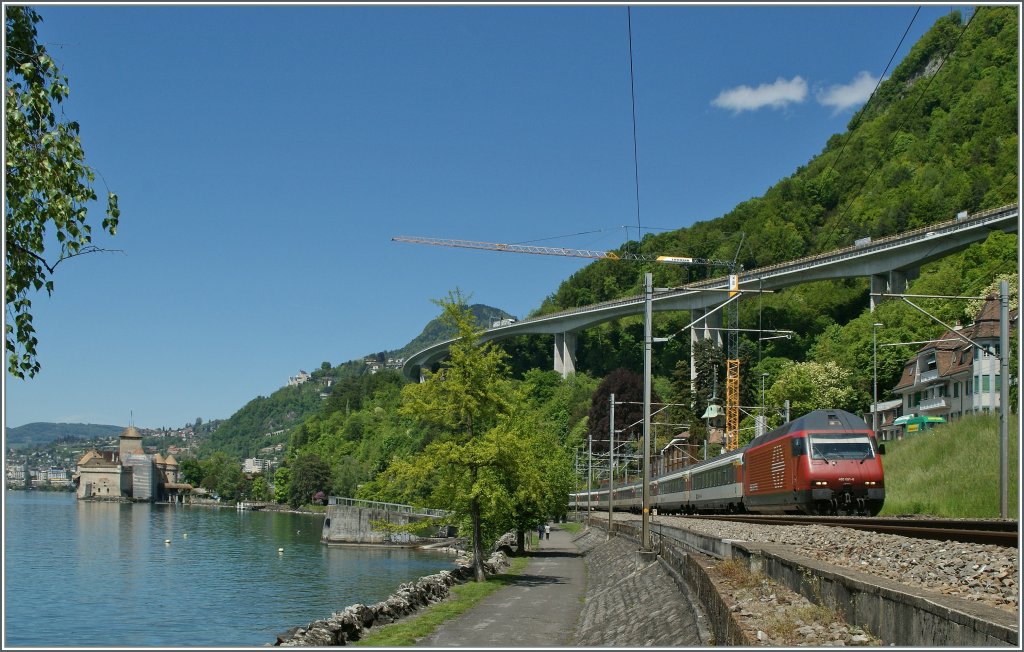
[278,547,284,554]
[164,539,171,544]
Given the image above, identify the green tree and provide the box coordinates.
[5,6,120,378]
[250,475,272,502]
[178,458,203,486]
[331,456,365,497]
[273,466,292,504]
[198,451,244,501]
[397,290,514,581]
[766,360,862,421]
[288,452,331,508]
[496,410,575,552]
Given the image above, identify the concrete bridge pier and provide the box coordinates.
[554,331,578,378]
[870,267,920,311]
[690,307,724,380]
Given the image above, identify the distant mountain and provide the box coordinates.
[5,422,124,447]
[392,304,515,360]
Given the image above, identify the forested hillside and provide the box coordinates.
[504,7,1017,392]
[202,304,514,459]
[196,9,1017,509]
[5,422,123,447]
[537,8,1016,315]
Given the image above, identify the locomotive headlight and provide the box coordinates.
[864,481,876,486]
[814,481,829,486]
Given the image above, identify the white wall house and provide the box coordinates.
[243,458,274,474]
[891,296,1016,430]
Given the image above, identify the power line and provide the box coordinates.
[626,7,642,252]
[815,6,921,222]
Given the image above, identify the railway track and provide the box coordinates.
[688,514,1019,547]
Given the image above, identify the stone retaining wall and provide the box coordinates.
[597,518,755,646]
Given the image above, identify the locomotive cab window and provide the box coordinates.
[808,433,875,461]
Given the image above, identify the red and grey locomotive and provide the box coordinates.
[569,409,885,516]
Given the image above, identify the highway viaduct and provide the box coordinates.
[402,204,1019,381]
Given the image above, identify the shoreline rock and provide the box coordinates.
[272,533,516,646]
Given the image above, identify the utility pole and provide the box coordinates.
[608,393,615,535]
[587,430,592,518]
[640,273,655,558]
[999,280,1009,519]
[873,322,883,439]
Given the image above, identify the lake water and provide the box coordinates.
[3,491,456,647]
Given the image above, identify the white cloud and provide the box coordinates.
[815,71,879,113]
[711,76,808,113]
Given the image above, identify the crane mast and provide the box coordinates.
[393,233,743,451]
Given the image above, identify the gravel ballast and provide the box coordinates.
[621,513,1019,613]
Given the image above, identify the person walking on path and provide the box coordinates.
[544,523,551,539]
[537,523,544,544]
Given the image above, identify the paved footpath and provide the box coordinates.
[417,524,709,647]
[418,525,586,647]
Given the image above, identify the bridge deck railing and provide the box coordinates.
[327,496,450,518]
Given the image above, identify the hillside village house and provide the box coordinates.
[882,295,1017,438]
[288,370,312,386]
[73,426,191,502]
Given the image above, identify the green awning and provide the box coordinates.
[701,404,725,419]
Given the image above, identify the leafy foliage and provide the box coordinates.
[765,361,862,423]
[587,367,654,453]
[288,452,332,508]
[393,291,515,580]
[5,6,120,378]
[394,303,514,360]
[526,7,1017,380]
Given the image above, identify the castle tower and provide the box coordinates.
[118,426,144,460]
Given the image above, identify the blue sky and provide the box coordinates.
[4,3,974,430]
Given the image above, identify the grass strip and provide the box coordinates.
[353,555,531,646]
[878,413,1018,517]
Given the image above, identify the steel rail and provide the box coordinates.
[689,514,1018,547]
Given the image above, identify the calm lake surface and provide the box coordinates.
[3,491,456,647]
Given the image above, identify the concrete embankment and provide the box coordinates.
[600,516,1018,647]
[321,503,448,546]
[572,527,711,646]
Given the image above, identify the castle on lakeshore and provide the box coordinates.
[73,426,191,502]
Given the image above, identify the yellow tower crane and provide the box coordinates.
[392,235,744,451]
